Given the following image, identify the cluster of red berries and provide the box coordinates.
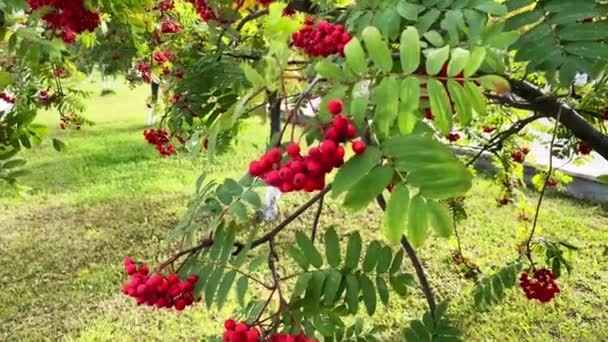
[0,92,15,104]
[248,100,364,193]
[188,0,217,22]
[137,62,152,83]
[59,114,83,130]
[161,19,181,34]
[122,257,199,311]
[159,0,175,12]
[143,129,177,156]
[53,66,70,78]
[153,50,173,65]
[446,132,461,142]
[511,147,530,163]
[27,0,100,44]
[270,333,316,342]
[519,268,560,303]
[546,178,558,187]
[222,319,260,342]
[577,142,592,155]
[292,19,352,57]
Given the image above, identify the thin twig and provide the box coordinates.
[525,107,563,268]
[276,75,323,146]
[310,193,325,243]
[376,195,437,317]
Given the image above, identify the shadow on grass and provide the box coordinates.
[0,194,186,340]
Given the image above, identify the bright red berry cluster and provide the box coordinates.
[0,92,15,104]
[292,19,352,57]
[153,50,173,65]
[511,148,530,163]
[577,142,592,155]
[188,0,217,22]
[222,319,260,342]
[161,19,181,34]
[546,179,558,187]
[248,100,363,193]
[270,333,316,342]
[27,0,101,44]
[519,268,560,303]
[137,62,152,83]
[143,129,177,156]
[122,257,199,311]
[446,132,461,143]
[159,0,175,12]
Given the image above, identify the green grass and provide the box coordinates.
[1,80,607,341]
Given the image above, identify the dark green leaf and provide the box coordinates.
[236,276,248,307]
[408,194,428,247]
[287,246,310,270]
[359,275,377,316]
[332,146,382,197]
[362,241,382,273]
[390,249,404,274]
[345,232,363,270]
[344,273,360,314]
[215,270,236,308]
[376,276,389,306]
[343,166,394,211]
[204,268,224,308]
[296,231,324,269]
[325,227,341,268]
[376,246,393,274]
[323,270,343,306]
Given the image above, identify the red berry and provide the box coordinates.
[327,99,344,115]
[225,319,237,331]
[264,170,282,187]
[320,139,338,155]
[306,160,323,176]
[138,264,149,275]
[547,179,558,187]
[522,147,530,155]
[278,167,294,181]
[167,273,179,285]
[267,147,283,164]
[345,124,357,140]
[352,140,366,155]
[125,263,137,275]
[246,329,260,342]
[483,125,496,133]
[223,331,234,342]
[333,115,349,133]
[289,160,305,173]
[280,181,294,193]
[446,132,460,142]
[511,151,525,163]
[293,173,308,190]
[308,147,322,159]
[174,299,186,311]
[286,142,301,157]
[235,323,248,334]
[325,127,340,142]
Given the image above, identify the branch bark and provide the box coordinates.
[376,195,437,316]
[508,78,608,161]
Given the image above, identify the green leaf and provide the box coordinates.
[0,149,19,160]
[50,138,65,152]
[447,48,470,77]
[291,273,312,301]
[343,165,394,211]
[362,241,382,273]
[215,270,236,308]
[287,245,310,270]
[383,184,410,245]
[296,231,324,269]
[315,60,345,81]
[362,26,393,73]
[344,274,360,314]
[390,250,404,274]
[427,78,453,134]
[204,268,224,308]
[476,75,511,94]
[464,46,487,77]
[345,232,362,270]
[558,23,608,41]
[228,201,248,221]
[0,71,10,90]
[390,273,413,296]
[384,135,455,172]
[463,81,487,115]
[304,271,327,311]
[376,276,389,306]
[2,159,26,169]
[240,63,265,88]
[373,77,400,136]
[332,146,381,198]
[564,42,608,60]
[597,175,608,184]
[400,77,420,112]
[359,275,377,316]
[351,80,370,126]
[473,2,507,16]
[397,2,424,21]
[344,37,368,75]
[427,200,453,238]
[416,9,441,33]
[242,190,262,208]
[446,80,472,126]
[505,9,543,31]
[423,30,445,47]
[325,227,341,268]
[376,246,393,274]
[408,194,428,247]
[407,163,473,200]
[424,45,450,76]
[400,27,421,75]
[323,270,343,306]
[235,276,248,307]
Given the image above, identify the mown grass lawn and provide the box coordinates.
[1,80,607,341]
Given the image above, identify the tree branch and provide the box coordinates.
[376,195,437,316]
[508,77,608,161]
[310,193,325,243]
